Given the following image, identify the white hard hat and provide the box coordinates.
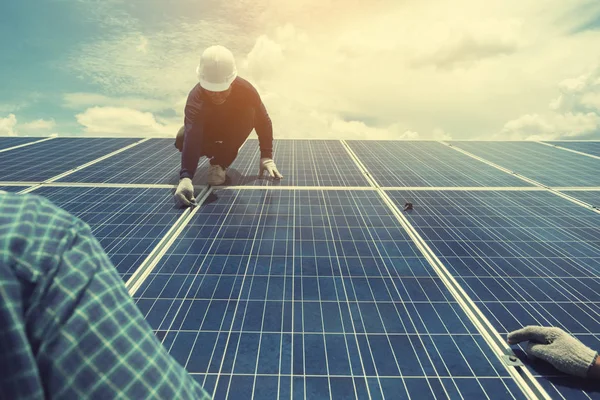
[196,45,237,92]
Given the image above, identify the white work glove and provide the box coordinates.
[174,178,195,207]
[508,326,598,378]
[259,158,283,179]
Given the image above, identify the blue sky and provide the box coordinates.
[1,0,600,140]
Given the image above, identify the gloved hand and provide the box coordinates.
[508,326,598,378]
[259,158,283,179]
[174,178,195,207]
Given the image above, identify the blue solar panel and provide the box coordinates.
[31,186,184,281]
[346,141,531,187]
[450,142,600,187]
[0,136,42,150]
[386,189,600,399]
[133,189,525,400]
[0,138,139,181]
[561,190,600,208]
[193,140,370,186]
[0,186,28,192]
[547,141,600,157]
[57,139,208,185]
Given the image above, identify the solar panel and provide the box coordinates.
[31,186,183,281]
[193,140,370,187]
[346,141,531,187]
[450,142,600,187]
[0,138,139,181]
[133,189,525,400]
[0,186,29,192]
[546,141,600,157]
[57,139,207,185]
[561,190,600,208]
[386,189,600,399]
[0,136,43,150]
[3,136,599,398]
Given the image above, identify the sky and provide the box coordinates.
[1,0,600,140]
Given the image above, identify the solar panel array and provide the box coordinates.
[193,140,370,187]
[546,142,600,158]
[1,135,599,400]
[449,141,600,187]
[31,186,184,281]
[561,190,600,208]
[0,136,43,150]
[346,141,531,188]
[0,185,29,193]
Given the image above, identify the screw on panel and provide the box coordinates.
[502,354,524,367]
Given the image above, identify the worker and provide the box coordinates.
[0,192,210,399]
[507,326,599,378]
[174,45,282,207]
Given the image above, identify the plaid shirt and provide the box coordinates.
[0,192,210,400]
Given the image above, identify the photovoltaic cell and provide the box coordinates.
[546,141,600,157]
[450,141,600,187]
[0,186,28,193]
[193,140,370,187]
[346,141,531,187]
[386,189,600,399]
[0,138,139,181]
[31,186,183,281]
[561,190,600,208]
[0,136,42,150]
[134,189,524,400]
[58,139,208,185]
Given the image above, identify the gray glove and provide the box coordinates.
[508,326,598,378]
[259,158,283,179]
[174,178,195,207]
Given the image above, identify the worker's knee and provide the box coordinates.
[174,126,185,152]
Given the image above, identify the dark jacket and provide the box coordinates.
[180,77,273,179]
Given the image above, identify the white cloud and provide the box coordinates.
[64,0,600,139]
[411,19,524,70]
[75,107,180,136]
[237,1,600,140]
[136,35,149,53]
[63,92,174,113]
[20,119,56,130]
[501,65,600,139]
[0,103,25,114]
[0,114,18,136]
[501,112,600,140]
[549,65,600,113]
[0,115,59,136]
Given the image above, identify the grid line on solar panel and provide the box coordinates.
[448,141,600,187]
[559,190,600,208]
[30,186,183,281]
[133,189,526,400]
[345,141,532,187]
[385,189,600,399]
[0,186,28,193]
[0,137,140,181]
[0,136,50,151]
[192,139,370,187]
[56,139,208,185]
[543,141,600,158]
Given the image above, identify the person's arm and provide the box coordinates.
[0,194,210,399]
[180,86,205,180]
[253,92,273,160]
[507,326,598,378]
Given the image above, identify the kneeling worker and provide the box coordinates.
[174,45,283,207]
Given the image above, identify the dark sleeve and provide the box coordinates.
[180,86,205,180]
[252,89,273,159]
